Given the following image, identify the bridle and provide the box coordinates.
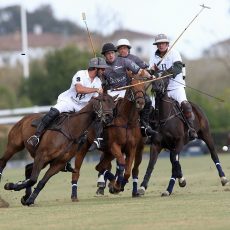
[92,95,114,125]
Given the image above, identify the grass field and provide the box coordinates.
[0,154,230,230]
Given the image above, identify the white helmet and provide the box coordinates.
[116,38,132,49]
[153,34,170,45]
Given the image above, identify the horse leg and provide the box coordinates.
[0,137,25,181]
[4,155,44,192]
[119,150,135,194]
[96,160,112,196]
[21,163,34,205]
[95,152,116,194]
[138,144,160,195]
[71,142,90,202]
[131,143,144,197]
[162,151,183,196]
[200,131,229,186]
[25,161,66,206]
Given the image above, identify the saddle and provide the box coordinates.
[31,112,71,131]
[149,98,187,129]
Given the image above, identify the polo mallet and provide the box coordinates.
[146,4,211,91]
[112,74,173,91]
[157,4,211,67]
[82,12,97,57]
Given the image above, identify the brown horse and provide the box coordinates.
[0,93,115,206]
[138,77,229,196]
[70,76,147,201]
[94,77,147,196]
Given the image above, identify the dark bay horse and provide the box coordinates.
[138,76,229,196]
[70,76,147,201]
[0,93,115,206]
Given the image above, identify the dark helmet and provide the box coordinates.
[88,57,108,68]
[101,43,117,55]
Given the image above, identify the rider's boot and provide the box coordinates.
[88,120,104,152]
[181,101,198,140]
[140,95,158,137]
[61,161,74,173]
[27,107,60,147]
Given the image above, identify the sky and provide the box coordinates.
[0,0,230,59]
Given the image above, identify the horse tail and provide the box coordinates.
[189,101,210,132]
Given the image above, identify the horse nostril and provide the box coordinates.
[104,114,113,124]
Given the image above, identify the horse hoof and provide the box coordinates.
[178,178,186,187]
[71,197,79,202]
[97,182,105,188]
[221,177,230,186]
[161,191,170,197]
[137,186,146,196]
[132,192,141,198]
[4,183,15,190]
[109,186,119,194]
[21,196,28,206]
[25,199,34,206]
[96,187,104,196]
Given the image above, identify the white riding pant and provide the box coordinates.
[167,87,187,105]
[151,87,187,108]
[53,98,87,113]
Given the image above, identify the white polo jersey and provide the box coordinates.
[149,49,185,90]
[149,49,187,105]
[54,70,102,113]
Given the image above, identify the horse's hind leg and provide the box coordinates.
[0,137,25,181]
[138,144,160,195]
[200,131,229,186]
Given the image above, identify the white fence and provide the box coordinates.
[0,106,51,125]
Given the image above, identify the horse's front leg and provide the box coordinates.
[162,151,184,196]
[109,143,126,193]
[21,163,34,205]
[25,161,67,206]
[131,142,144,197]
[95,154,112,196]
[95,152,117,194]
[138,144,161,195]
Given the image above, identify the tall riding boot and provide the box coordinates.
[27,107,60,147]
[140,95,158,137]
[181,101,198,140]
[88,120,104,152]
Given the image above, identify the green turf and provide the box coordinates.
[1,154,230,230]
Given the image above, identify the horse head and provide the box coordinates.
[126,74,146,111]
[92,93,115,125]
[151,75,170,98]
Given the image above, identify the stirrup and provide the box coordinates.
[88,138,103,151]
[188,129,198,140]
[27,135,40,147]
[141,126,157,137]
